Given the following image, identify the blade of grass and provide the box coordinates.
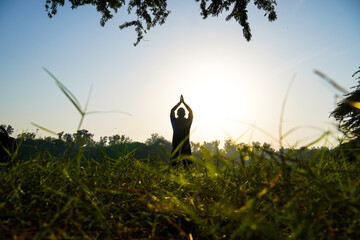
[31,122,58,136]
[314,69,349,94]
[279,75,295,148]
[44,67,82,108]
[42,68,132,133]
[282,125,327,140]
[77,85,91,130]
[302,131,331,148]
[226,119,278,143]
[77,114,85,131]
[86,110,132,116]
[43,68,83,115]
[83,85,93,114]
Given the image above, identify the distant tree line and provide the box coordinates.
[1,124,333,165]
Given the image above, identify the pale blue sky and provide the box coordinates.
[1,0,359,148]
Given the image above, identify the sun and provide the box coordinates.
[180,66,256,140]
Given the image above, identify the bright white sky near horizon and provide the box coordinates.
[0,0,359,148]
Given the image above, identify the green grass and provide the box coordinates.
[3,70,357,239]
[1,146,360,239]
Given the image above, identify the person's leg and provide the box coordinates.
[182,159,189,169]
[171,149,180,167]
[182,155,192,169]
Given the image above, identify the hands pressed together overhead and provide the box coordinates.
[171,95,193,118]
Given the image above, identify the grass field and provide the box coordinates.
[2,69,359,239]
[1,144,360,239]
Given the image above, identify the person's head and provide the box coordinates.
[177,108,185,118]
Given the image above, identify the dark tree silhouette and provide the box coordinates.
[0,126,17,162]
[202,140,220,153]
[62,133,74,143]
[73,129,94,147]
[57,131,64,140]
[98,136,108,146]
[17,132,36,140]
[0,124,14,135]
[146,133,170,147]
[331,67,360,138]
[45,0,277,45]
[109,134,132,145]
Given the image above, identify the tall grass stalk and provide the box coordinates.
[32,68,131,136]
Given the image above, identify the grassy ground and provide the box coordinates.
[1,147,360,239]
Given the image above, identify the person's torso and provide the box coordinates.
[172,118,191,144]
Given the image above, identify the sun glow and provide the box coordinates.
[180,65,257,141]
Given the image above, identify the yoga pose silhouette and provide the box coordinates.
[170,95,193,168]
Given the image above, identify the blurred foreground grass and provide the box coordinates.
[1,145,360,240]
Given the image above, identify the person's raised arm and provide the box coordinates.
[170,101,181,119]
[182,99,193,121]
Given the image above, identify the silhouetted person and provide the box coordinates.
[0,126,17,163]
[170,95,193,168]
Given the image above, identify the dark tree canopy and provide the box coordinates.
[331,67,360,138]
[45,0,277,45]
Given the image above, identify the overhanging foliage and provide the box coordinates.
[45,0,277,45]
